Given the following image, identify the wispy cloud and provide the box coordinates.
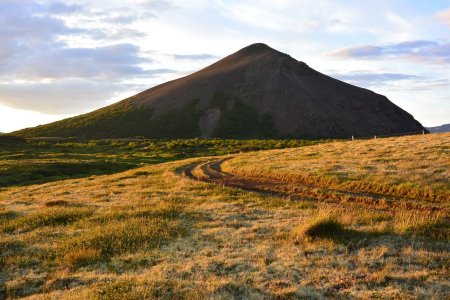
[128,0,175,12]
[399,79,450,91]
[172,53,218,60]
[327,40,450,64]
[212,0,347,33]
[331,71,421,87]
[437,7,450,27]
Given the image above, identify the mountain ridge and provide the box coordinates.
[426,123,450,133]
[15,43,426,139]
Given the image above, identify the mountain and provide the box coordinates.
[426,123,450,133]
[15,43,426,139]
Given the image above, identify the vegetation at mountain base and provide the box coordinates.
[15,93,280,140]
[0,137,326,188]
[0,135,26,146]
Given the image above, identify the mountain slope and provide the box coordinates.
[15,43,426,139]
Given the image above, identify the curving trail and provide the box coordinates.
[181,157,446,212]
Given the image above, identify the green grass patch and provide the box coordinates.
[0,138,326,188]
[90,279,205,300]
[2,207,92,233]
[0,209,20,222]
[60,218,186,257]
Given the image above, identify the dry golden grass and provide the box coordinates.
[223,133,450,203]
[63,249,102,270]
[0,133,448,299]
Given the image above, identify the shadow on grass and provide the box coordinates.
[298,221,449,252]
[296,219,386,250]
[325,228,386,250]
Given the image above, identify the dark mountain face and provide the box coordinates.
[16,43,426,139]
[426,123,450,133]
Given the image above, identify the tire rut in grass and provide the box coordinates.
[181,158,447,213]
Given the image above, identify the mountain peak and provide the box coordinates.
[202,43,294,74]
[241,43,272,52]
[233,43,288,58]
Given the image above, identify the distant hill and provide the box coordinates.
[426,123,450,133]
[15,43,426,139]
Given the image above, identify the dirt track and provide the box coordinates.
[181,158,446,212]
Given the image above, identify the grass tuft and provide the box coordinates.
[294,212,346,242]
[62,248,102,269]
[45,200,72,207]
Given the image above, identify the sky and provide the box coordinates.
[0,0,449,132]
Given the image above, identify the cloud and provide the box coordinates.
[130,0,174,11]
[437,8,450,27]
[0,66,175,114]
[0,2,82,56]
[172,53,218,60]
[398,79,450,91]
[0,80,148,114]
[101,13,143,25]
[0,1,147,50]
[0,1,175,80]
[213,0,346,33]
[0,0,179,116]
[331,71,421,88]
[108,28,148,40]
[327,40,450,64]
[47,2,85,14]
[1,44,157,80]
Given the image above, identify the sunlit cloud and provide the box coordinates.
[172,53,218,60]
[327,40,450,64]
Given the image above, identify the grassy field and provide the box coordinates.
[0,138,321,188]
[0,133,448,299]
[223,133,450,203]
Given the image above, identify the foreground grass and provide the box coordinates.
[0,133,448,299]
